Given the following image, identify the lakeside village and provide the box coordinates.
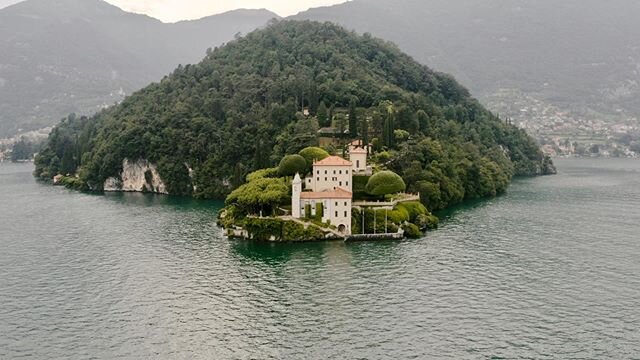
[219,138,439,242]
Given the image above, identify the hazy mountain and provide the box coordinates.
[294,0,640,124]
[0,0,22,9]
[0,0,277,137]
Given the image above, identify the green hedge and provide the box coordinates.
[242,217,327,242]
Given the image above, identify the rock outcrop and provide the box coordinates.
[104,159,168,194]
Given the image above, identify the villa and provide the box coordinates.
[291,143,372,236]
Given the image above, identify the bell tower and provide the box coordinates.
[292,173,302,218]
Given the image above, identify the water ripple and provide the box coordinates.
[1,159,640,358]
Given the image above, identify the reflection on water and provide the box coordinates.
[1,159,640,359]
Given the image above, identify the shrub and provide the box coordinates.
[243,217,284,241]
[416,214,439,230]
[388,206,410,224]
[283,221,325,242]
[226,177,290,215]
[299,147,329,170]
[305,204,312,219]
[59,176,87,191]
[402,223,423,239]
[316,202,324,218]
[246,167,279,182]
[396,201,428,222]
[352,175,371,199]
[352,207,400,234]
[278,154,308,176]
[365,170,406,196]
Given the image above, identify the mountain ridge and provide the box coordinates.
[0,0,278,137]
[293,0,640,148]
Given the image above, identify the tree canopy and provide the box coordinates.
[298,147,329,170]
[225,177,290,215]
[277,154,307,176]
[366,171,406,196]
[34,20,552,211]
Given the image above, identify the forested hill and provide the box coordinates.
[294,0,640,121]
[35,21,554,211]
[0,0,276,137]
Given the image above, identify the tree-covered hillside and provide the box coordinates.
[295,0,640,120]
[35,20,554,211]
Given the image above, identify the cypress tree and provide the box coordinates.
[348,99,358,137]
[317,101,328,127]
[328,104,335,127]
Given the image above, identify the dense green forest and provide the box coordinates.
[35,20,554,211]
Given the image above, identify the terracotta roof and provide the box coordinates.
[314,156,352,166]
[300,188,353,200]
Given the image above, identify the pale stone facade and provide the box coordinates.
[348,140,371,174]
[305,156,353,193]
[292,173,302,218]
[103,159,168,194]
[294,156,354,235]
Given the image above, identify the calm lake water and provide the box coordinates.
[1,158,639,359]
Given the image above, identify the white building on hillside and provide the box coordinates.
[305,156,353,193]
[293,156,354,236]
[348,140,372,175]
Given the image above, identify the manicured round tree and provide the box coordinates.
[298,147,330,170]
[365,171,406,196]
[277,154,308,176]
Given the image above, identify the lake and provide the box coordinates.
[1,158,639,359]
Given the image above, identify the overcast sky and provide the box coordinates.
[104,0,349,22]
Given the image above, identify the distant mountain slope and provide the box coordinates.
[294,0,640,119]
[0,0,22,9]
[0,0,277,137]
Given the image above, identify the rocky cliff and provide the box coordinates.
[104,159,168,194]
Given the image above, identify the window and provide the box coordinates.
[317,170,319,175]
[356,160,360,168]
[346,181,349,186]
[325,170,328,174]
[325,177,327,181]
[317,177,319,182]
[344,211,348,217]
[335,202,338,206]
[339,181,342,186]
[333,170,336,175]
[335,211,338,217]
[344,202,347,206]
[339,170,342,174]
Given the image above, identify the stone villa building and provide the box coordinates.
[291,142,370,236]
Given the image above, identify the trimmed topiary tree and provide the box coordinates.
[299,147,330,170]
[278,154,308,176]
[365,170,406,196]
[304,204,312,219]
[316,202,324,219]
